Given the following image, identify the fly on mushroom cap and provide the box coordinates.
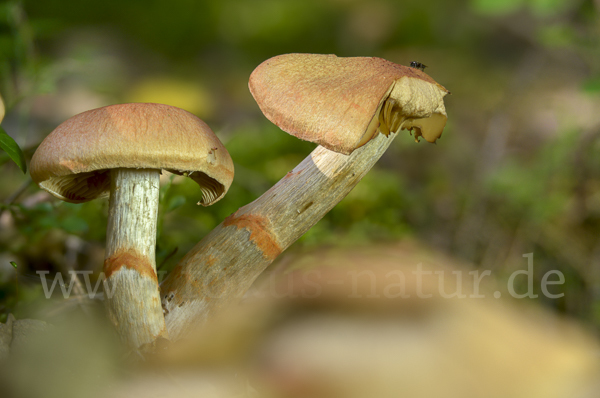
[30,103,234,205]
[249,53,450,155]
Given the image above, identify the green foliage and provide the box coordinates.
[582,78,600,94]
[537,24,576,48]
[486,132,577,225]
[471,0,571,16]
[0,125,27,174]
[471,0,523,15]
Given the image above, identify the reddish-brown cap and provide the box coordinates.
[249,53,450,155]
[30,103,234,205]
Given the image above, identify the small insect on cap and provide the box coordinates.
[249,53,450,155]
[30,103,234,205]
[410,61,427,71]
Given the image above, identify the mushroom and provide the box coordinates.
[30,103,234,348]
[158,54,450,340]
[249,53,450,155]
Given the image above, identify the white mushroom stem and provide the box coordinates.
[104,168,167,348]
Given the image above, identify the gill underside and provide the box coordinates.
[378,97,421,142]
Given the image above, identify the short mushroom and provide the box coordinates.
[30,103,234,348]
[249,53,449,155]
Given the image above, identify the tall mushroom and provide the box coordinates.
[159,54,449,340]
[249,53,449,154]
[30,103,234,349]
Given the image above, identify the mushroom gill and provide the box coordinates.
[362,76,449,145]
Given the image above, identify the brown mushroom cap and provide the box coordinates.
[249,53,450,155]
[30,103,234,205]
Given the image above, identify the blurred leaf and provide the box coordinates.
[530,0,571,17]
[59,215,88,234]
[471,0,523,15]
[32,202,53,213]
[582,78,600,94]
[537,24,575,48]
[471,0,571,17]
[486,132,576,224]
[0,125,27,174]
[10,261,18,269]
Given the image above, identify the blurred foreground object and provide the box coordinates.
[29,103,234,349]
[0,314,52,361]
[1,243,597,398]
[158,243,600,398]
[0,311,119,398]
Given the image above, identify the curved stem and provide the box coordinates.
[161,131,398,340]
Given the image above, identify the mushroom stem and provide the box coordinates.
[104,168,167,348]
[160,130,399,340]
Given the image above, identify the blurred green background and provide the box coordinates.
[1,0,600,330]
